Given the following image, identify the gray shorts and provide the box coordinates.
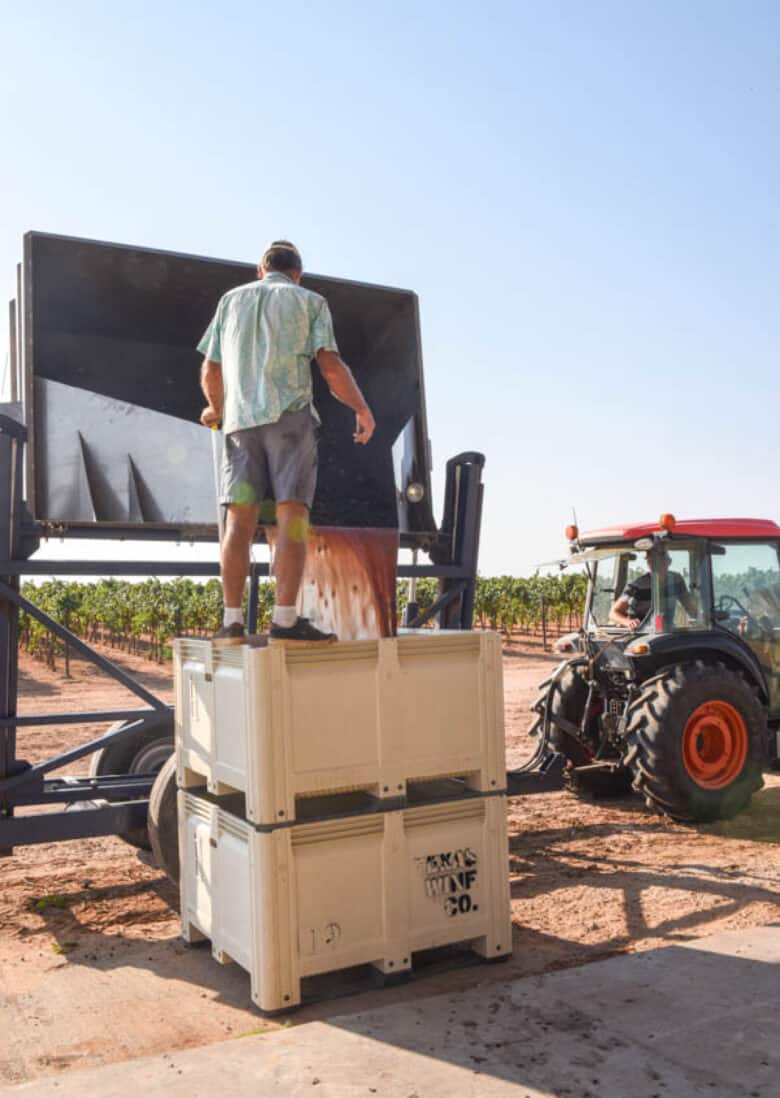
[221,407,319,513]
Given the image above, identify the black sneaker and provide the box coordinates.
[211,622,246,646]
[269,617,337,645]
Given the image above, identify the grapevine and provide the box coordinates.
[18,573,586,671]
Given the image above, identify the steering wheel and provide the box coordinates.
[716,594,763,633]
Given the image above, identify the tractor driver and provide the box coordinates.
[609,549,698,631]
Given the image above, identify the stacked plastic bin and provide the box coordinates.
[174,631,511,1012]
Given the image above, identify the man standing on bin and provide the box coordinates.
[199,240,376,645]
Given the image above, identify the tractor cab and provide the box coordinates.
[572,516,780,715]
[532,516,780,823]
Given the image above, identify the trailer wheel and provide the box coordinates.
[626,661,765,822]
[89,715,174,849]
[148,754,179,885]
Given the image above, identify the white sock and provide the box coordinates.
[223,607,243,628]
[272,605,297,628]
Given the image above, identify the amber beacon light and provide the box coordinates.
[659,513,676,532]
[565,524,579,541]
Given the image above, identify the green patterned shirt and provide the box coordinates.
[197,272,339,434]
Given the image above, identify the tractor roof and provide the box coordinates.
[580,518,780,545]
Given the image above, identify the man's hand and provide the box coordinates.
[354,406,375,445]
[608,594,641,630]
[200,405,222,428]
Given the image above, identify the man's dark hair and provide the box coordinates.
[262,240,302,274]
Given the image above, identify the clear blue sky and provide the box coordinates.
[2,1,779,576]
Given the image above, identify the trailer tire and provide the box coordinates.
[626,661,765,822]
[148,754,179,885]
[89,715,174,849]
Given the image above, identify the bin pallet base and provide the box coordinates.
[177,753,499,816]
[182,924,512,1014]
[179,789,511,1013]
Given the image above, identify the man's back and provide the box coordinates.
[198,272,337,434]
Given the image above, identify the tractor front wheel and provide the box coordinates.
[626,661,765,822]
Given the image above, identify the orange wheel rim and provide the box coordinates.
[682,701,748,789]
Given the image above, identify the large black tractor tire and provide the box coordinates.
[534,665,631,797]
[625,661,765,823]
[536,664,593,766]
[89,714,174,849]
[148,754,179,885]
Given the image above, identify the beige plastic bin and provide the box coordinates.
[179,789,511,1012]
[174,631,505,826]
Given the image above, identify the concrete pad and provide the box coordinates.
[2,924,778,1098]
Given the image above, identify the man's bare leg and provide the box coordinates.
[272,501,310,608]
[268,502,335,642]
[221,503,259,611]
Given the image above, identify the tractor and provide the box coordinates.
[529,515,780,822]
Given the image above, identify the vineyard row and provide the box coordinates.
[18,573,588,673]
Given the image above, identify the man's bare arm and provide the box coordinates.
[200,359,223,426]
[608,595,641,630]
[315,349,375,444]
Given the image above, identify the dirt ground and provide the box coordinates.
[1,641,779,1086]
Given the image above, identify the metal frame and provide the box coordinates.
[3,233,489,853]
[0,414,487,853]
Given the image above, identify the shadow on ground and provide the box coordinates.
[322,932,780,1098]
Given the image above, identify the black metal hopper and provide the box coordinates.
[20,232,435,538]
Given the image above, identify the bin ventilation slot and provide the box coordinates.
[183,794,211,822]
[284,643,380,666]
[291,817,384,846]
[219,816,248,842]
[405,800,485,829]
[213,648,246,669]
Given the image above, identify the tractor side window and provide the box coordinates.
[625,557,646,590]
[590,556,618,626]
[664,548,703,628]
[711,543,780,637]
